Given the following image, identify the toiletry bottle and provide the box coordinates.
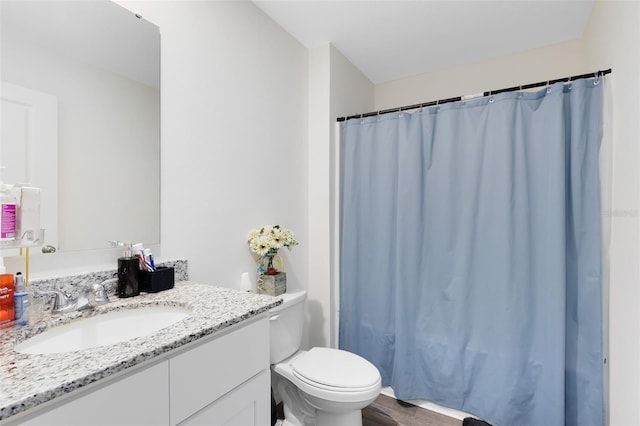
[0,182,16,242]
[13,272,28,326]
[12,183,41,242]
[0,257,15,323]
[118,242,140,298]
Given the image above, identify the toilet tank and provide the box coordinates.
[269,290,307,364]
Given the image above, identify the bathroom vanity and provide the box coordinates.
[0,281,281,425]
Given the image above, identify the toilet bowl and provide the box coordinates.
[269,291,381,426]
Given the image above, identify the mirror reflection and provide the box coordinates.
[0,0,160,253]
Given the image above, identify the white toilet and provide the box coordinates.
[269,290,381,426]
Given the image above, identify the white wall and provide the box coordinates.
[307,45,331,349]
[116,1,308,290]
[307,44,374,348]
[582,2,640,425]
[375,38,586,110]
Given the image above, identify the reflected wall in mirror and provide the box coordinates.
[0,0,160,253]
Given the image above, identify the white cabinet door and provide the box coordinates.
[17,360,169,426]
[169,317,269,425]
[178,369,270,426]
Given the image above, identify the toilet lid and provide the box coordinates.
[291,347,380,389]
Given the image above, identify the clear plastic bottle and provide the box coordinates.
[14,272,29,326]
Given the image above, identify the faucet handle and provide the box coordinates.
[87,283,109,306]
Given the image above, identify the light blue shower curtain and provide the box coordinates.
[339,78,604,426]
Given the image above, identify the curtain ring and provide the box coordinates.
[594,72,600,86]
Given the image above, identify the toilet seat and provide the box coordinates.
[275,348,381,405]
[291,347,380,391]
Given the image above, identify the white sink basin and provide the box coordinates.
[15,306,190,354]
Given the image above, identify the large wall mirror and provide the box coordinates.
[0,0,160,254]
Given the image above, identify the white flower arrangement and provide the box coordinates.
[247,225,298,275]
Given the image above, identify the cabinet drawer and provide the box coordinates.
[169,316,269,425]
[178,369,270,426]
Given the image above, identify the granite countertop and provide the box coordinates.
[0,281,281,421]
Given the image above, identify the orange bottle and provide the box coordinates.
[0,272,14,323]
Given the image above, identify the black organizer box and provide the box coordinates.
[138,266,175,293]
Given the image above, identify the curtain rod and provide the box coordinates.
[336,68,612,122]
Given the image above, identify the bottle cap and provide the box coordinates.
[14,272,25,292]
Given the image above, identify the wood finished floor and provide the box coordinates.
[276,394,461,426]
[362,394,462,426]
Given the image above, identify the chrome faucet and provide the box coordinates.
[45,280,112,314]
[46,290,76,314]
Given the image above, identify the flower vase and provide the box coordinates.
[257,272,286,296]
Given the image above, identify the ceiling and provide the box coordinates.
[254,0,596,84]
